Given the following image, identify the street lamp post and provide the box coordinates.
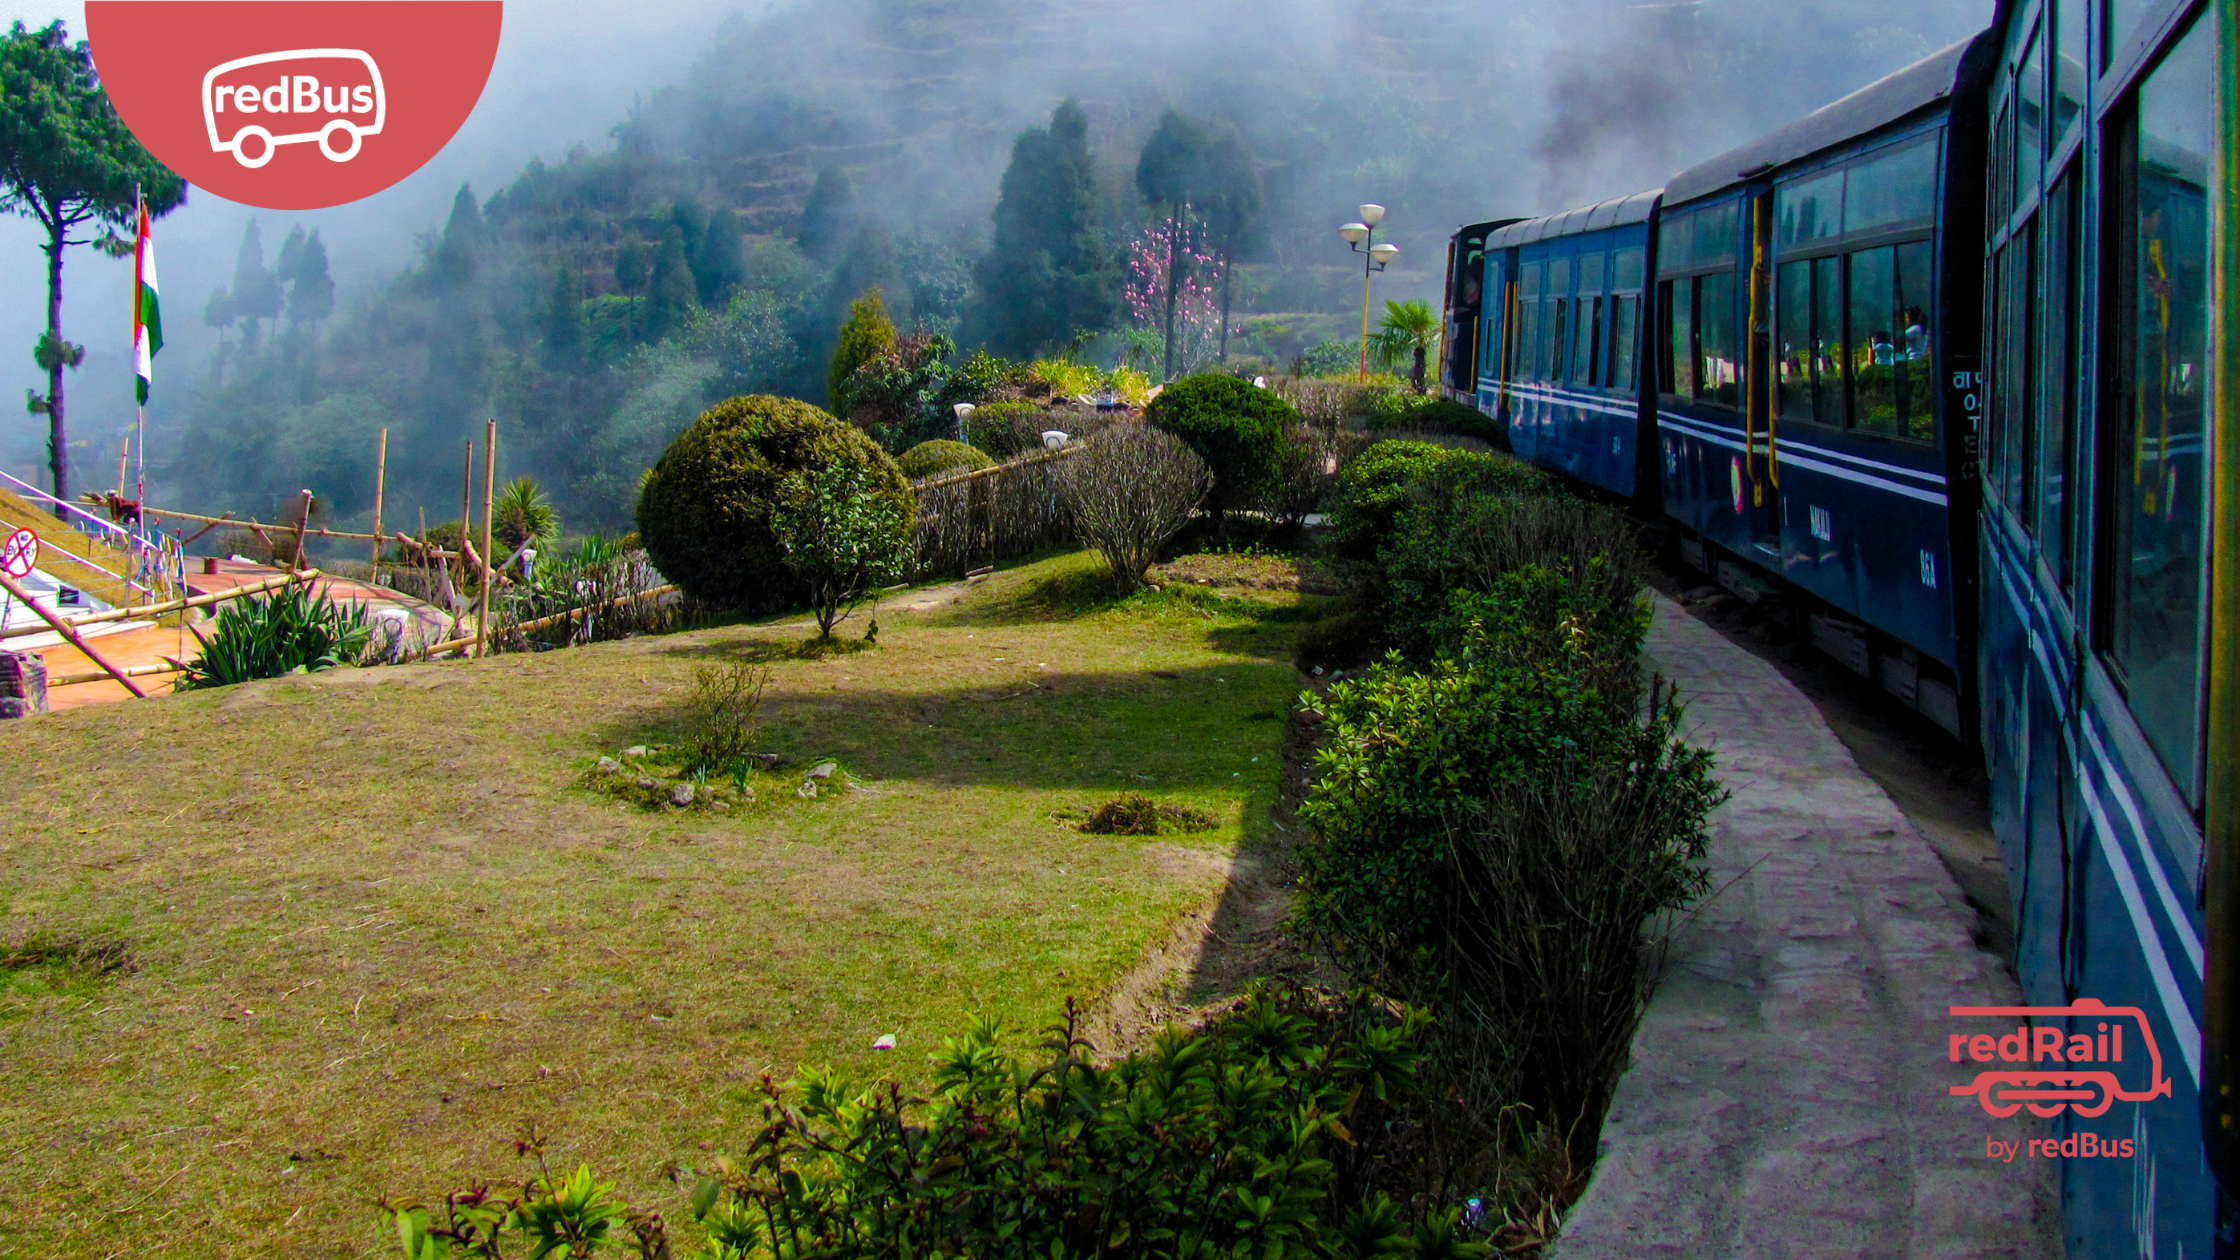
[1339,204,1399,382]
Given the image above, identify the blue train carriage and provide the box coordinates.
[1977,0,2236,1251]
[1652,37,2004,740]
[1463,190,1661,499]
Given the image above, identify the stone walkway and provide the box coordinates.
[1551,597,2060,1259]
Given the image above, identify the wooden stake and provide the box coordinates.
[288,489,313,571]
[0,570,146,697]
[370,427,388,579]
[477,419,495,659]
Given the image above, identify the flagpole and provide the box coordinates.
[132,184,147,603]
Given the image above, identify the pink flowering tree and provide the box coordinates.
[1124,218,1231,379]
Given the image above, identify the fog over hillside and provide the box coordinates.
[0,0,1988,512]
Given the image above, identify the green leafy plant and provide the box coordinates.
[770,458,915,638]
[680,661,771,773]
[492,476,561,555]
[174,586,373,689]
[1081,793,1218,835]
[1367,299,1441,394]
[1143,372,1298,519]
[384,985,1467,1260]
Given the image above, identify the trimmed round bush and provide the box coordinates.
[636,394,914,611]
[1143,373,1298,515]
[897,439,995,481]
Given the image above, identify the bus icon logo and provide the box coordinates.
[202,49,386,168]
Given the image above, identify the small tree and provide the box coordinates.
[772,459,915,638]
[828,286,896,412]
[1370,299,1441,394]
[1059,425,1211,592]
[0,20,185,506]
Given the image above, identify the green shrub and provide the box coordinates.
[1323,440,1546,569]
[1295,338,1362,378]
[962,401,1052,457]
[772,456,917,637]
[385,984,1453,1260]
[1081,792,1219,835]
[895,438,994,481]
[635,395,912,611]
[1369,396,1510,451]
[828,287,896,411]
[174,585,373,689]
[1144,372,1298,517]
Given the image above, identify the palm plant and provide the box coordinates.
[492,476,560,557]
[173,586,373,689]
[1368,299,1441,394]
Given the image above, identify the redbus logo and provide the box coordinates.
[204,50,385,167]
[86,2,501,211]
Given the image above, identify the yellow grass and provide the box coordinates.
[0,550,1313,1257]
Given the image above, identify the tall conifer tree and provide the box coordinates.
[971,98,1115,358]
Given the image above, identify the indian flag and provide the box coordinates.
[132,197,161,405]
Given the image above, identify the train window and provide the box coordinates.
[1996,227,2037,516]
[1991,99,2016,229]
[1517,260,1544,382]
[1582,296,1605,386]
[1850,247,1901,435]
[1550,298,1570,384]
[1659,212,1693,276]
[1695,203,1739,268]
[2018,27,2046,201]
[2100,16,2215,797]
[2105,0,2147,70]
[1894,243,1934,440]
[2054,0,2087,145]
[1814,255,1844,427]
[1612,245,1645,292]
[1777,261,1813,419]
[1844,137,1939,235]
[1698,271,1740,408]
[1660,280,1695,397]
[1777,169,1843,246]
[2040,169,2080,588]
[1610,292,1640,391]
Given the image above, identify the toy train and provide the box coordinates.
[1438,1,2236,1253]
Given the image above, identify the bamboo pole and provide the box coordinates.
[370,427,388,578]
[915,443,1081,491]
[139,506,458,556]
[49,660,179,688]
[0,568,319,642]
[288,489,313,571]
[114,435,129,499]
[0,570,146,697]
[477,419,495,659]
[418,584,678,658]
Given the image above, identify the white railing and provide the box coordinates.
[0,468,177,602]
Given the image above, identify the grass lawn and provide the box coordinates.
[0,550,1321,1258]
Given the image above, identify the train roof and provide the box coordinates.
[1480,188,1660,251]
[1663,35,1981,206]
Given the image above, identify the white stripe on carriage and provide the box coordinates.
[1507,384,1641,422]
[1991,547,2203,1084]
[1651,413,1945,485]
[1773,452,1950,507]
[2079,763,2203,1087]
[2084,718,2204,977]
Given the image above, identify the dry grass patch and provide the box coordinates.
[0,550,1306,1259]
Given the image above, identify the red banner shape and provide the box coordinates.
[86,2,502,210]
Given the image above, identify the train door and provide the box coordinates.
[1745,186,1781,556]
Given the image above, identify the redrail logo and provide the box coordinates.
[204,50,385,168]
[1947,999,2173,1119]
[86,2,501,211]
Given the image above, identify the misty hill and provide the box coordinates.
[158,0,1986,533]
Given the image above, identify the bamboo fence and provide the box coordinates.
[912,445,1081,577]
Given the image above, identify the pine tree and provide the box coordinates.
[230,219,283,348]
[543,268,584,368]
[646,224,694,340]
[798,165,852,263]
[971,98,1116,358]
[432,185,481,292]
[694,206,745,306]
[276,225,335,329]
[613,240,650,295]
[828,286,896,413]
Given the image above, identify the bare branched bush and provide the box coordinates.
[1058,425,1210,592]
[681,661,771,772]
[1255,427,1339,528]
